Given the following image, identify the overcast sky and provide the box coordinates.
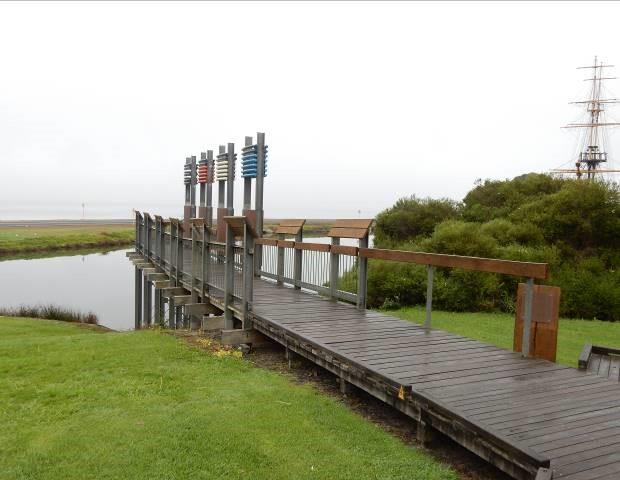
[1,1,619,220]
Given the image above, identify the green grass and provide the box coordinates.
[389,306,620,367]
[0,317,456,480]
[0,225,134,256]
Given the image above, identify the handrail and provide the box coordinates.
[360,248,549,280]
[254,240,549,280]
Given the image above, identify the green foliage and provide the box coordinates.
[462,173,564,222]
[0,318,456,480]
[0,224,134,255]
[370,174,620,320]
[0,304,98,324]
[374,196,460,246]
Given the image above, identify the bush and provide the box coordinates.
[367,174,620,320]
[374,196,461,246]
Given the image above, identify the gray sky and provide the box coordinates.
[1,1,619,220]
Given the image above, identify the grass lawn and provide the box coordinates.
[0,317,456,480]
[0,224,134,255]
[389,306,620,367]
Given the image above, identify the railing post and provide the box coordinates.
[330,237,340,301]
[277,233,285,285]
[522,277,535,357]
[201,222,210,300]
[143,214,152,327]
[135,264,142,330]
[357,233,369,309]
[254,132,266,276]
[293,228,303,289]
[425,265,435,330]
[224,221,235,329]
[134,211,143,329]
[168,220,178,329]
[242,222,255,329]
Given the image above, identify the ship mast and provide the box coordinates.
[553,56,620,179]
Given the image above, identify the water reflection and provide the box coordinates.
[0,248,134,331]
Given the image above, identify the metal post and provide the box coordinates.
[277,233,285,285]
[242,223,254,330]
[522,277,535,357]
[425,265,435,330]
[293,228,303,289]
[357,233,369,309]
[330,237,340,301]
[254,132,265,275]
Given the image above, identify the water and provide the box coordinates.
[0,236,372,332]
[0,249,135,331]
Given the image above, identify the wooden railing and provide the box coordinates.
[255,224,549,358]
[134,213,551,358]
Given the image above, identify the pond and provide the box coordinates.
[0,249,135,331]
[0,236,370,331]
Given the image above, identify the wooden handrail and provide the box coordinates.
[359,248,549,280]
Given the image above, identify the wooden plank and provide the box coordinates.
[276,240,295,248]
[223,216,257,238]
[221,329,271,346]
[360,248,549,279]
[275,225,303,235]
[330,245,359,256]
[598,355,611,377]
[293,241,330,252]
[332,219,373,229]
[278,219,306,227]
[255,238,278,246]
[327,227,369,239]
[579,343,593,369]
[514,284,560,361]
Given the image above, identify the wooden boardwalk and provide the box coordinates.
[208,278,620,480]
[131,214,620,480]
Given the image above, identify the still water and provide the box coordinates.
[0,237,364,331]
[0,249,135,331]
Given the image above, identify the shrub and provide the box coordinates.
[374,196,461,246]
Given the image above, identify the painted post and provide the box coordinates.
[206,151,214,227]
[330,237,340,301]
[254,132,266,275]
[243,136,252,214]
[357,232,369,309]
[425,265,435,330]
[522,277,535,357]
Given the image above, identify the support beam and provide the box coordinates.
[221,329,270,346]
[202,315,226,331]
[185,303,221,316]
[134,266,142,329]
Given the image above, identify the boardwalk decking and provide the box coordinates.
[132,247,620,480]
[205,278,620,480]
